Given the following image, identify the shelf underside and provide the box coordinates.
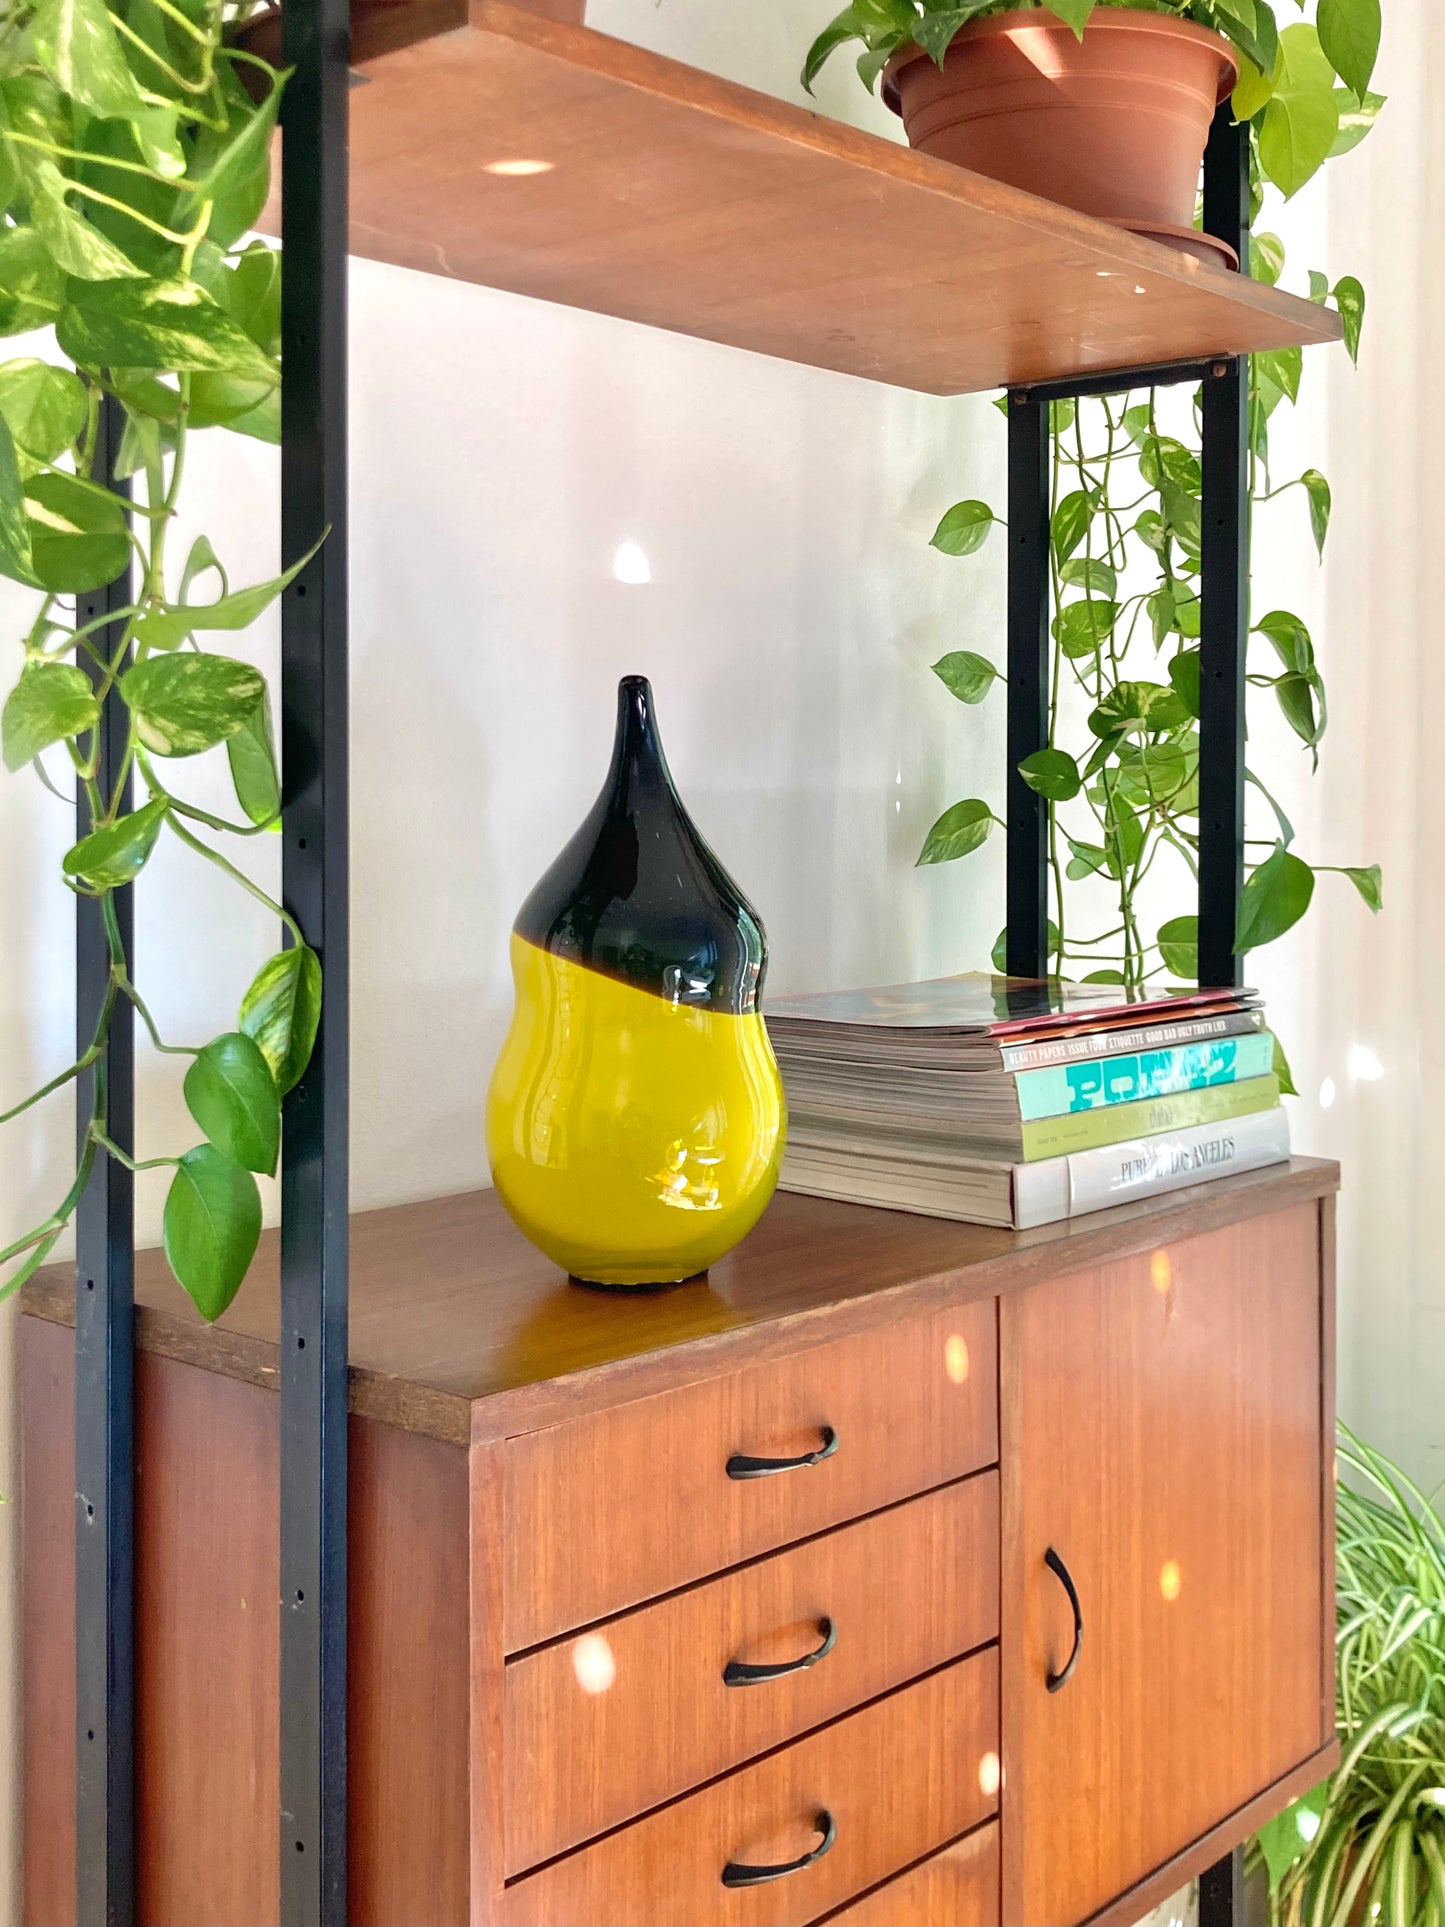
[319,0,1342,396]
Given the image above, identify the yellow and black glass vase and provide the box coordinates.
[486,676,786,1289]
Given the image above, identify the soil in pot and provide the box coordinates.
[884,8,1237,248]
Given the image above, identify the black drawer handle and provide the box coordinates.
[1045,1545,1083,1693]
[721,1811,836,1888]
[726,1426,838,1480]
[723,1618,837,1687]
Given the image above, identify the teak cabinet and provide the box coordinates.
[22,1160,1340,1927]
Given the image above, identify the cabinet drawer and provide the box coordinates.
[504,1472,999,1873]
[502,1649,999,1927]
[502,1299,997,1649]
[823,1824,1000,1925]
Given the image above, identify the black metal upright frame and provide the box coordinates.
[74,393,136,1927]
[278,0,351,1918]
[65,46,1259,1927]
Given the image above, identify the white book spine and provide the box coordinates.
[1012,1107,1291,1229]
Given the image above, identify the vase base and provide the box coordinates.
[569,1270,708,1295]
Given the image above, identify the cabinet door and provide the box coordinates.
[1002,1202,1331,1927]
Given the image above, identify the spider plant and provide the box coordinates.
[1254,1425,1445,1926]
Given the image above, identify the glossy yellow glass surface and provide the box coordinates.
[487,934,786,1287]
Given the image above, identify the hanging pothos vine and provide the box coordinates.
[0,0,306,1319]
[807,2,1387,1085]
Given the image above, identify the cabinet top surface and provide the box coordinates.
[26,1159,1338,1443]
[302,0,1342,396]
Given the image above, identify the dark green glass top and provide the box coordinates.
[514,676,767,1015]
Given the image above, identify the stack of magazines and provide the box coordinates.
[766,974,1288,1230]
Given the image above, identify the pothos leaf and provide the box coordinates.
[1236,843,1316,952]
[930,498,996,556]
[163,1144,262,1322]
[239,946,323,1094]
[1302,469,1331,557]
[1332,275,1366,364]
[120,651,266,757]
[1018,747,1081,801]
[226,690,281,827]
[183,1032,280,1176]
[917,799,995,866]
[63,796,168,891]
[1317,0,1380,102]
[0,413,38,588]
[1259,25,1341,198]
[1340,864,1383,912]
[0,359,87,461]
[24,471,129,592]
[931,650,998,704]
[31,0,145,119]
[1041,0,1093,38]
[2,660,98,771]
[57,278,280,386]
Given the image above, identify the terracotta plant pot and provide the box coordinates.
[883,8,1237,246]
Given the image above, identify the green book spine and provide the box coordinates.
[1019,1075,1281,1162]
[1016,1030,1276,1122]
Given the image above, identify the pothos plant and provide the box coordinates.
[873,10,1387,1051]
[804,0,1383,148]
[0,0,311,1321]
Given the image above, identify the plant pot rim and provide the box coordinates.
[881,8,1239,117]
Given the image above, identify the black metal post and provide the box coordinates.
[74,393,135,1927]
[279,0,350,1915]
[1005,392,1051,979]
[1198,107,1251,989]
[1199,1845,1246,1926]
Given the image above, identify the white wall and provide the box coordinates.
[0,0,1439,1909]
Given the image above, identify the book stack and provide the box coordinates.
[766,974,1288,1230]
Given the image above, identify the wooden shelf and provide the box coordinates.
[309,0,1343,396]
[25,1159,1337,1443]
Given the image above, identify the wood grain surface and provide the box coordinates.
[322,1,1342,397]
[24,1162,1339,1443]
[501,1650,1000,1927]
[501,1299,997,1650]
[21,1316,77,1927]
[21,1337,471,1927]
[1001,1202,1328,1926]
[821,1822,1000,1925]
[504,1473,999,1871]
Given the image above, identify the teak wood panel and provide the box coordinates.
[24,1161,1340,1440]
[822,1822,1001,1925]
[21,1324,471,1927]
[501,1298,997,1650]
[504,1472,1000,1872]
[329,2,1342,397]
[502,1650,1000,1927]
[1001,1202,1330,1927]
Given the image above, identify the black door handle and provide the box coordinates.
[726,1426,838,1480]
[721,1811,837,1888]
[723,1618,837,1687]
[1045,1545,1083,1692]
